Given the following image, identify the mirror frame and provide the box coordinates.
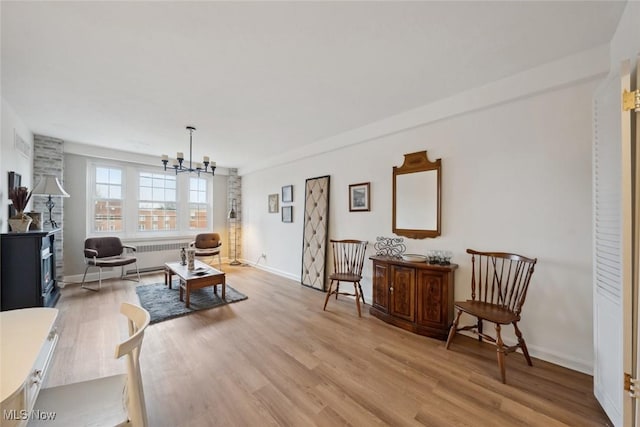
[392,151,441,239]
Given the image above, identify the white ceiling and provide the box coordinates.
[1,1,626,171]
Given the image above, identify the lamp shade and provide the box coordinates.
[228,199,237,219]
[32,175,70,197]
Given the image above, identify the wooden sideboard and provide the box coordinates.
[369,256,457,340]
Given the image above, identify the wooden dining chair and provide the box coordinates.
[323,239,368,317]
[30,303,151,427]
[446,249,537,384]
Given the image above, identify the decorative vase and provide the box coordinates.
[26,212,42,230]
[8,214,33,233]
[187,248,195,271]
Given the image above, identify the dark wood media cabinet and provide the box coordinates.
[1,228,61,311]
[369,255,457,340]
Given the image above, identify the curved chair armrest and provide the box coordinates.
[84,248,99,258]
[122,244,137,252]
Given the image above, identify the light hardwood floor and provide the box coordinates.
[47,265,610,426]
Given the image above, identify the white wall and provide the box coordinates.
[242,71,599,373]
[0,98,34,233]
[609,1,640,67]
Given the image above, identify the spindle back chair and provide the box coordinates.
[446,249,537,383]
[323,239,368,317]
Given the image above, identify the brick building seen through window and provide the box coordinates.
[94,201,208,232]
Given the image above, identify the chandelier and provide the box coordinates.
[161,126,216,176]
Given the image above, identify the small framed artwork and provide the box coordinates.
[282,185,293,203]
[349,182,370,212]
[268,193,279,213]
[282,206,293,223]
[14,130,32,159]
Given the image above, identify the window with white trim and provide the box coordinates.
[138,172,177,232]
[88,161,213,238]
[189,177,208,230]
[92,166,123,232]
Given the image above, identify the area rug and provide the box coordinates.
[135,281,248,324]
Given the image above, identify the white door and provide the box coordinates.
[593,58,634,426]
[632,54,640,424]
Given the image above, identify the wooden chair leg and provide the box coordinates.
[495,323,507,384]
[353,283,362,317]
[335,282,340,299]
[323,280,334,311]
[446,309,463,349]
[513,321,533,366]
[478,319,483,342]
[357,282,365,305]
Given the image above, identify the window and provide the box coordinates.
[189,177,209,229]
[138,172,177,232]
[88,162,212,237]
[93,166,123,232]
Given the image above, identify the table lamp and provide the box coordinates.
[32,175,70,228]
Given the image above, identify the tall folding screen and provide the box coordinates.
[301,175,330,290]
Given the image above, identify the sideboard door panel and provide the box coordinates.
[417,270,446,329]
[390,266,415,322]
[372,262,389,313]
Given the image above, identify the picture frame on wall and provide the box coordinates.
[268,193,279,213]
[282,185,293,203]
[282,206,293,223]
[349,182,370,212]
[14,130,32,159]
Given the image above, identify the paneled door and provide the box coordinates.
[632,55,640,426]
[593,57,637,427]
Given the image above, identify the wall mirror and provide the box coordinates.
[392,151,441,239]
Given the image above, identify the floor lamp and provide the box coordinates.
[32,175,70,228]
[228,199,241,266]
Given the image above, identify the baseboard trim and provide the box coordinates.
[457,330,592,375]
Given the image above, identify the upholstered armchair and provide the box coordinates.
[189,233,222,270]
[81,237,140,291]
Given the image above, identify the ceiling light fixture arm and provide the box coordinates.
[161,126,216,176]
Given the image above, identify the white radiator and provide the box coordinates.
[124,240,192,275]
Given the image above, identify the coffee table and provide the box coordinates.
[164,260,226,308]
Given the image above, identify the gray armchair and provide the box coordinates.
[81,237,140,291]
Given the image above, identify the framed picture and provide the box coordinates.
[282,206,293,223]
[268,193,279,213]
[349,182,370,212]
[282,185,293,203]
[14,130,32,159]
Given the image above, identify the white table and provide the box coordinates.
[0,308,59,427]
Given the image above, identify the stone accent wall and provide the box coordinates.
[227,168,241,261]
[33,135,65,278]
